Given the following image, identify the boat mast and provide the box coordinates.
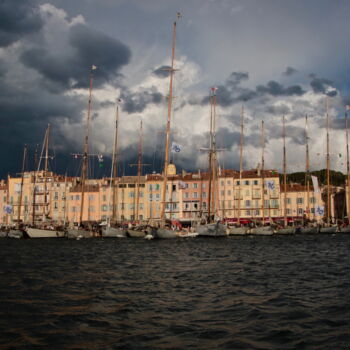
[261,120,265,225]
[207,91,214,220]
[135,120,143,223]
[326,98,331,225]
[79,66,95,225]
[109,99,120,224]
[282,115,287,227]
[238,105,244,225]
[212,90,219,218]
[17,145,27,226]
[346,111,350,222]
[43,124,50,221]
[160,15,180,223]
[305,115,310,222]
[63,173,68,226]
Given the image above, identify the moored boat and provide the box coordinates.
[127,227,146,238]
[197,222,227,237]
[249,226,275,235]
[7,229,24,239]
[319,225,338,234]
[339,225,350,233]
[66,228,95,239]
[275,227,295,235]
[228,226,248,235]
[101,226,127,238]
[297,226,318,234]
[26,227,65,238]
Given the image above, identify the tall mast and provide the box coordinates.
[111,100,120,223]
[261,120,265,225]
[305,115,310,221]
[212,91,219,218]
[160,15,180,223]
[43,124,50,220]
[207,91,214,220]
[238,105,244,225]
[135,120,143,222]
[17,145,27,226]
[79,66,95,225]
[346,111,350,222]
[282,115,287,227]
[326,98,331,225]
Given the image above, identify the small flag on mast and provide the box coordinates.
[91,65,98,70]
[171,142,182,153]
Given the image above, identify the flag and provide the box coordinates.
[4,205,12,214]
[91,65,98,70]
[171,142,182,153]
[178,180,187,189]
[265,180,275,190]
[211,86,218,94]
[315,205,325,216]
[98,154,104,168]
[311,175,320,193]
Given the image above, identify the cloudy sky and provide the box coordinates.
[1,0,350,179]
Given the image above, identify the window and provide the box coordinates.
[129,192,135,198]
[286,198,291,204]
[254,180,259,185]
[101,205,107,211]
[129,204,134,210]
[202,202,206,208]
[202,192,206,198]
[88,206,94,212]
[172,184,176,191]
[149,184,153,191]
[228,200,232,208]
[297,197,303,204]
[227,180,231,185]
[298,208,303,215]
[54,192,58,200]
[202,183,206,188]
[194,203,198,209]
[155,194,160,200]
[155,184,160,190]
[193,192,198,198]
[221,190,225,196]
[227,190,231,196]
[236,181,240,185]
[139,191,144,198]
[310,197,316,204]
[54,202,58,210]
[244,180,250,185]
[75,195,80,200]
[149,194,153,201]
[140,203,144,210]
[255,210,260,216]
[88,195,94,201]
[246,210,251,215]
[245,200,251,208]
[264,200,269,207]
[184,192,189,199]
[286,209,291,215]
[193,183,198,189]
[311,208,315,213]
[71,206,76,212]
[184,203,190,210]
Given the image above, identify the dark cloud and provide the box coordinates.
[283,66,297,76]
[121,88,163,113]
[0,0,43,47]
[310,76,337,96]
[268,123,305,145]
[265,104,291,115]
[21,23,131,90]
[153,65,171,78]
[256,81,305,96]
[226,71,249,86]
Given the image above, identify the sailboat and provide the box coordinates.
[102,99,127,238]
[155,15,182,239]
[298,115,319,234]
[25,125,65,238]
[319,99,338,233]
[196,87,227,237]
[67,66,98,239]
[276,116,295,235]
[229,106,248,235]
[340,109,350,233]
[249,120,274,235]
[7,145,27,239]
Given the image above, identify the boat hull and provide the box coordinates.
[156,228,178,239]
[228,227,248,235]
[339,226,350,233]
[66,228,94,239]
[249,227,275,235]
[275,227,295,235]
[197,223,227,237]
[127,229,146,238]
[297,226,318,234]
[319,226,338,234]
[26,227,65,238]
[7,229,23,239]
[102,226,127,238]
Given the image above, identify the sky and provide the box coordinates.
[1,0,350,179]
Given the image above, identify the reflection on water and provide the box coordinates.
[0,235,350,349]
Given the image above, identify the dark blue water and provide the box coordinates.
[0,235,350,350]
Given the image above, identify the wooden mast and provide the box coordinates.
[111,100,120,223]
[43,124,50,221]
[282,115,287,227]
[207,91,214,220]
[212,90,219,219]
[160,15,179,224]
[17,145,27,226]
[79,66,95,225]
[135,120,143,222]
[346,111,350,222]
[238,105,244,225]
[305,115,310,222]
[261,120,265,225]
[326,98,331,225]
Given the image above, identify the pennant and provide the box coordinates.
[171,142,182,153]
[265,180,275,190]
[315,205,325,216]
[311,175,320,193]
[4,205,12,214]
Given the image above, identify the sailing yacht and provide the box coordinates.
[25,125,65,238]
[102,99,127,238]
[196,88,227,237]
[67,66,98,239]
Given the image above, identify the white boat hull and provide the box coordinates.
[228,227,248,235]
[26,227,65,238]
[249,227,275,235]
[7,229,23,239]
[197,223,227,237]
[127,229,146,238]
[66,228,94,239]
[156,228,178,239]
[102,226,127,238]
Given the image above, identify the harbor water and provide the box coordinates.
[1,235,350,349]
